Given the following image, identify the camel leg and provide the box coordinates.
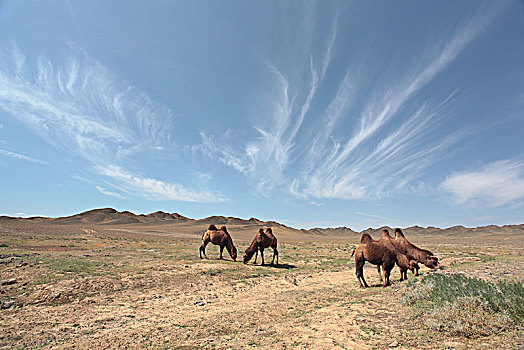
[253,249,258,264]
[399,268,405,282]
[383,263,394,287]
[271,247,278,265]
[355,260,368,288]
[260,248,265,265]
[376,265,383,282]
[200,241,208,259]
[219,245,225,259]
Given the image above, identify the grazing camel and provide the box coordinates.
[243,228,278,265]
[392,228,439,269]
[396,253,420,281]
[377,229,421,281]
[351,233,397,287]
[199,225,237,261]
[376,253,420,281]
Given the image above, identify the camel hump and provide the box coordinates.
[208,224,218,231]
[220,226,228,232]
[360,233,373,244]
[265,227,273,234]
[258,228,265,234]
[394,228,405,237]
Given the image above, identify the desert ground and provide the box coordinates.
[1,216,523,349]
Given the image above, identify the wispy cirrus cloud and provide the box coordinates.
[290,6,498,200]
[442,158,524,206]
[0,45,170,164]
[0,148,48,165]
[198,15,339,193]
[96,165,228,202]
[95,185,128,200]
[0,44,227,203]
[194,4,501,202]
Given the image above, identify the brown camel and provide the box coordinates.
[351,232,397,287]
[243,228,278,265]
[377,229,420,281]
[199,225,237,261]
[392,228,439,269]
[376,254,419,281]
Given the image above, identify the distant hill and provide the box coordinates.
[0,208,193,225]
[1,208,522,237]
[359,224,524,237]
[302,227,357,236]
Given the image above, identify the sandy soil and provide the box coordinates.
[0,221,523,349]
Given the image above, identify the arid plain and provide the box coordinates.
[1,209,523,349]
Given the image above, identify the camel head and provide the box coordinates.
[425,255,440,269]
[231,245,237,262]
[394,228,405,238]
[242,249,253,264]
[381,229,392,239]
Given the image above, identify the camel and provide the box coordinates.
[391,228,439,269]
[376,253,420,282]
[351,232,397,287]
[199,225,237,261]
[243,228,278,265]
[376,229,421,281]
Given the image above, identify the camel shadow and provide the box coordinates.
[260,263,296,269]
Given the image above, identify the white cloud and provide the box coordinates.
[95,186,128,199]
[96,165,228,203]
[195,5,500,202]
[0,45,224,203]
[0,48,172,164]
[0,149,48,165]
[442,159,524,206]
[197,18,339,193]
[198,132,249,175]
[289,5,497,200]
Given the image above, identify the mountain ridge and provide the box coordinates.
[1,208,523,237]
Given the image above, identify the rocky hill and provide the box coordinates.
[0,208,193,225]
[1,208,522,237]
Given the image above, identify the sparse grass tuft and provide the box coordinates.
[205,268,222,276]
[401,273,524,337]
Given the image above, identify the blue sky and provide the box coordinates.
[1,1,523,230]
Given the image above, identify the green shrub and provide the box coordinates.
[401,273,523,337]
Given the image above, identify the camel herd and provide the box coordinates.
[199,225,278,265]
[352,228,440,287]
[199,225,439,288]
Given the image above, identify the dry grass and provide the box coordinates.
[402,274,523,337]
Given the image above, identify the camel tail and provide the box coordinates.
[350,246,356,257]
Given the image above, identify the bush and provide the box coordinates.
[425,296,512,337]
[401,273,524,337]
